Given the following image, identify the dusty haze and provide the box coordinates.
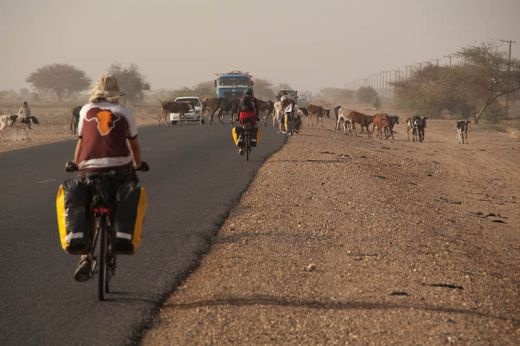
[1,0,519,93]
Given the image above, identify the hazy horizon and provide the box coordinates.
[1,0,519,94]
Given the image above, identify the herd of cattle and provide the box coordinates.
[0,101,470,145]
[155,97,457,144]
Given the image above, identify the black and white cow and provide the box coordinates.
[407,115,427,143]
[456,119,470,144]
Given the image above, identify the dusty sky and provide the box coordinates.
[1,0,519,94]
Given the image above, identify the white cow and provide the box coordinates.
[0,115,17,141]
[335,106,352,134]
[272,101,284,130]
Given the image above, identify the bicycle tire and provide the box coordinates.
[98,222,108,301]
[245,131,250,161]
[106,242,112,294]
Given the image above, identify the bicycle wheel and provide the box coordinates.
[98,222,108,301]
[105,238,113,294]
[245,131,250,161]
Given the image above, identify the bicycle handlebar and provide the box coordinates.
[136,162,149,172]
[65,161,78,172]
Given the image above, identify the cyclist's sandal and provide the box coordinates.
[73,257,93,282]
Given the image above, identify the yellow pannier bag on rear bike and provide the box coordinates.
[232,127,239,146]
[112,183,148,254]
[56,178,93,254]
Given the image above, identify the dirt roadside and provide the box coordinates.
[142,119,520,345]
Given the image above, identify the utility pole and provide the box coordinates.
[432,58,440,67]
[404,65,412,79]
[395,68,402,82]
[384,70,392,99]
[501,39,516,117]
[444,54,456,68]
[380,72,385,99]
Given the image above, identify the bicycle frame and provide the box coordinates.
[241,122,252,161]
[64,160,148,301]
[87,172,116,301]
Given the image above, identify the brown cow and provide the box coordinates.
[307,104,330,127]
[371,113,391,139]
[71,106,81,134]
[158,101,194,126]
[348,111,373,136]
[201,98,239,125]
[201,97,221,125]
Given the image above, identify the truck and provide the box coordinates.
[214,71,254,99]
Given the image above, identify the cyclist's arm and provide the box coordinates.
[73,139,82,164]
[127,137,142,168]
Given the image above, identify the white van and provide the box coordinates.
[169,96,204,124]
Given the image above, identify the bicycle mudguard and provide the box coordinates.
[56,178,93,254]
[113,184,148,254]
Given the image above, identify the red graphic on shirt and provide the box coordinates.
[85,108,121,135]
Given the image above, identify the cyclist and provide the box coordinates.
[236,88,259,155]
[72,74,146,282]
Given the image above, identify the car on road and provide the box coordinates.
[169,96,204,124]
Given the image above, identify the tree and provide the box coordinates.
[458,42,520,123]
[393,64,477,117]
[108,63,150,103]
[26,63,90,101]
[356,86,380,107]
[393,42,520,122]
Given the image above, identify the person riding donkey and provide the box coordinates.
[235,88,259,155]
[17,101,32,128]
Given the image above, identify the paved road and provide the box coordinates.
[0,124,285,345]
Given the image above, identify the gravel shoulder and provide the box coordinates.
[143,119,520,345]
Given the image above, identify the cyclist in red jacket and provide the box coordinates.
[236,89,259,155]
